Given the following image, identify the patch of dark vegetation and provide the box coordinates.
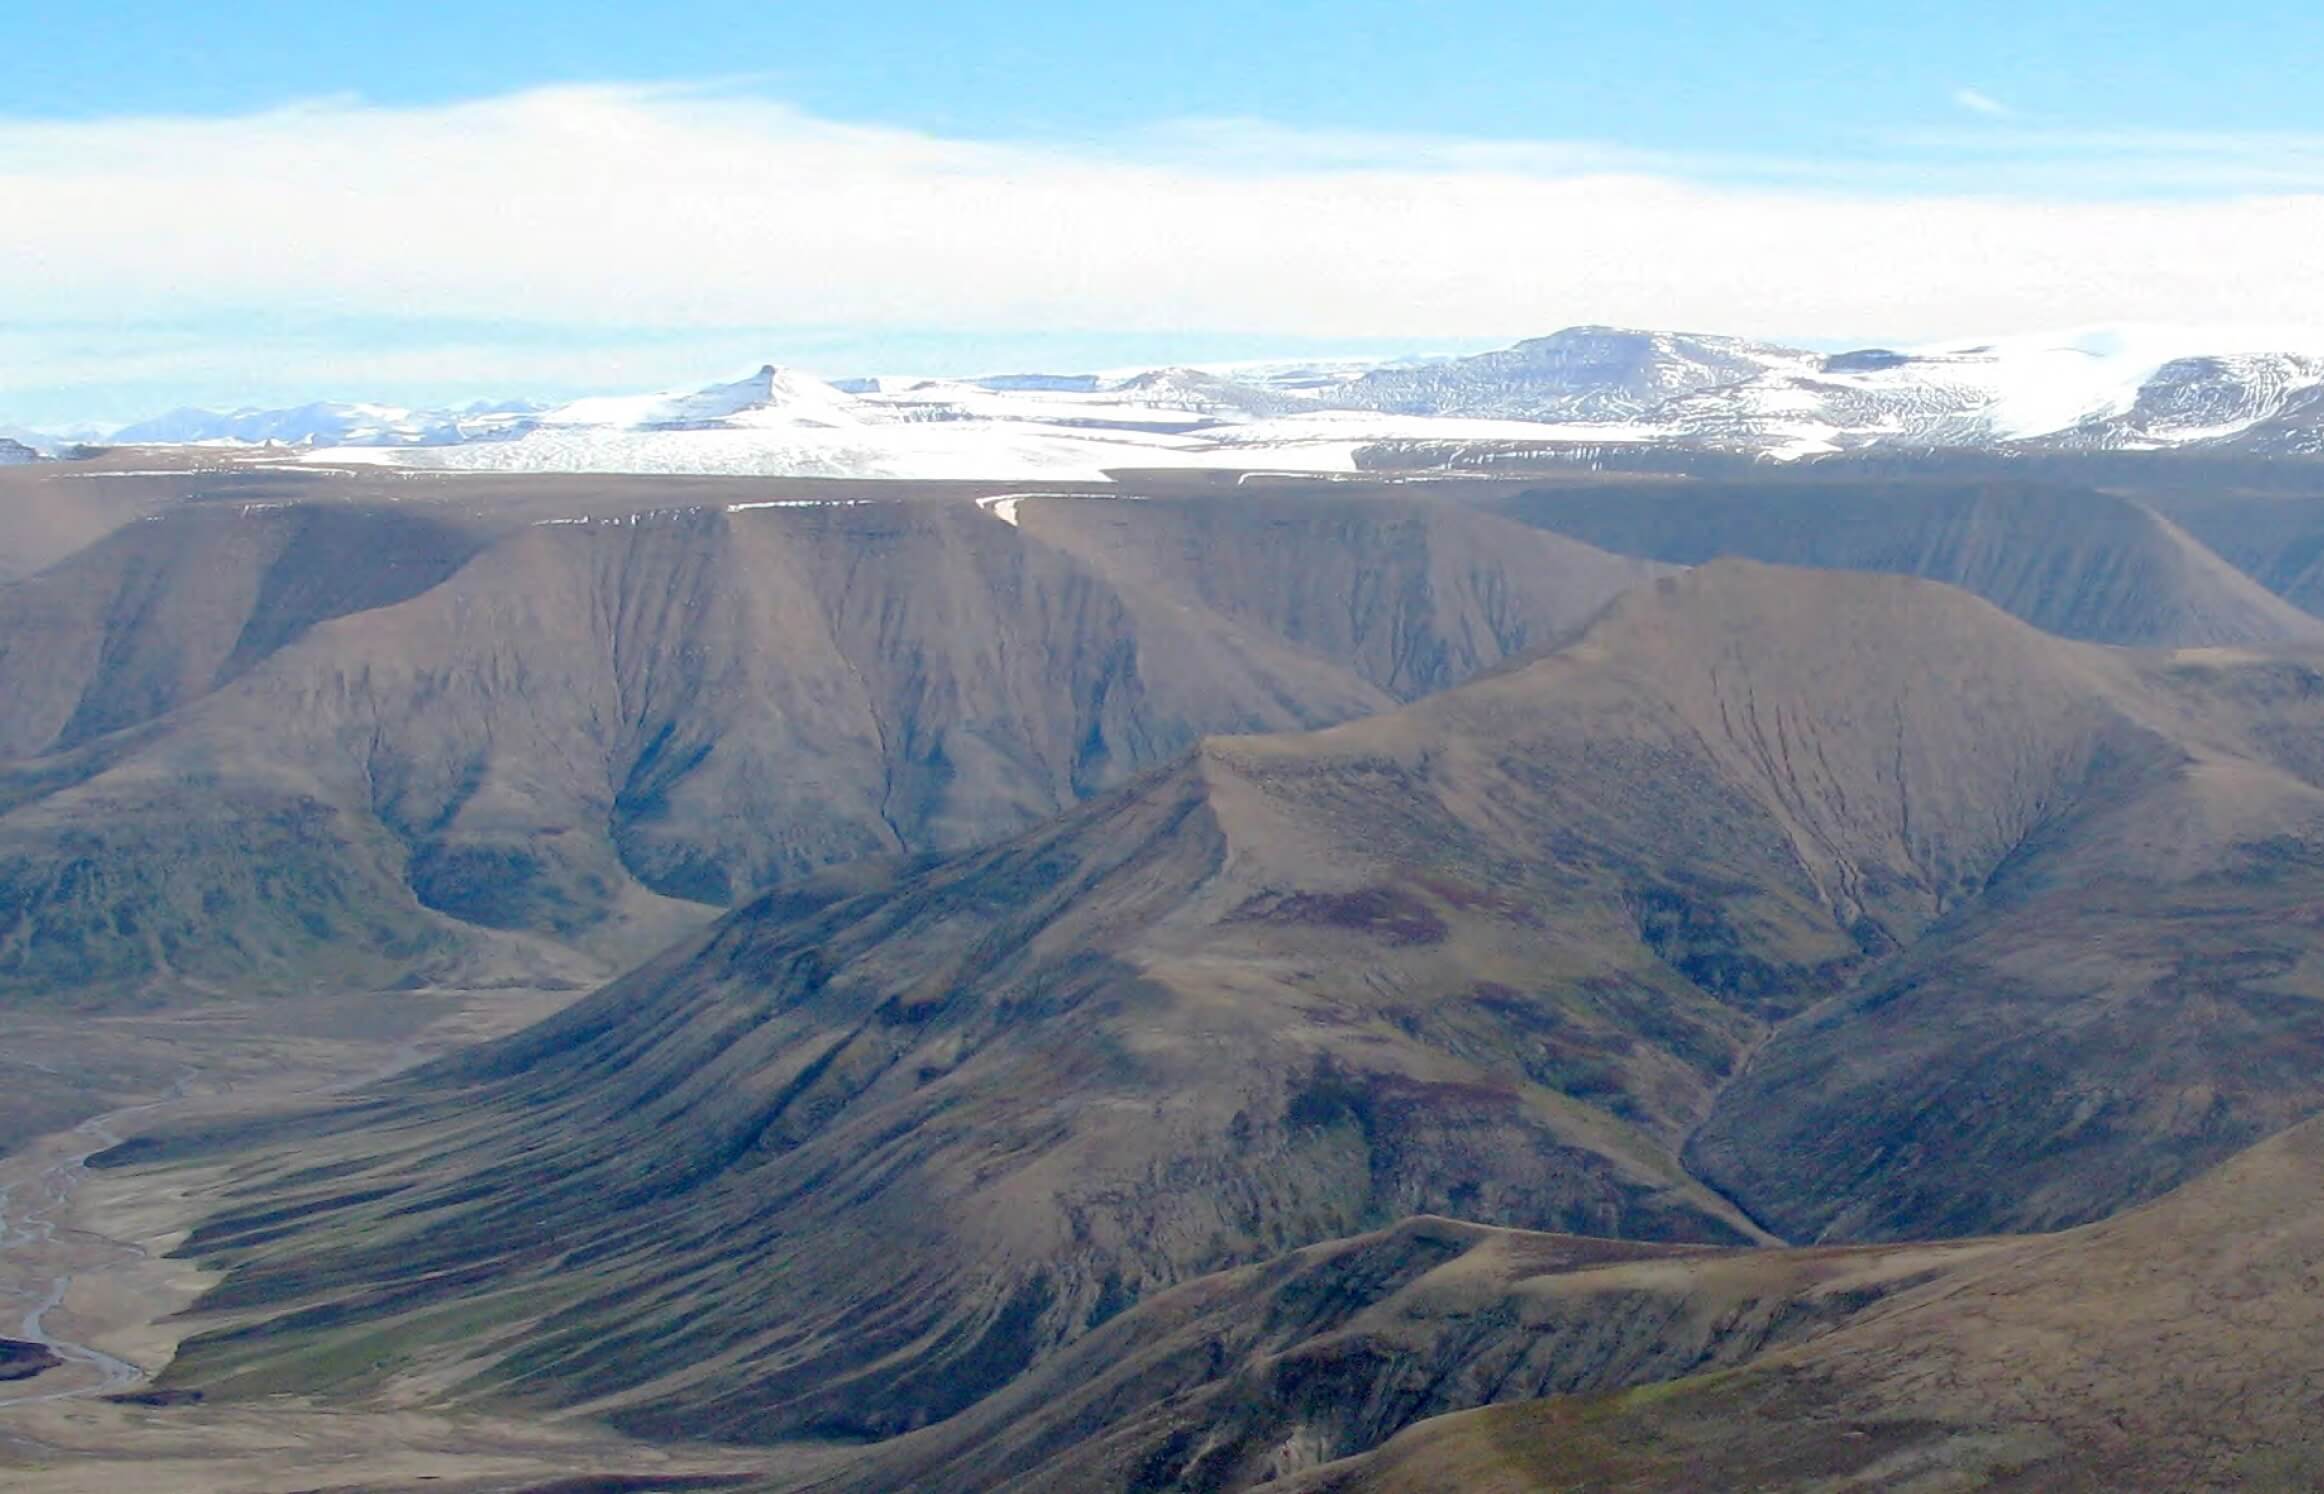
[615,833,734,907]
[90,1098,397,1171]
[881,1271,1059,1435]
[722,1022,917,1169]
[1635,884,1779,993]
[179,1183,412,1253]
[1629,874,1862,1012]
[1285,1055,1384,1137]
[0,1337,61,1381]
[1415,873,1548,927]
[408,837,607,934]
[1082,1267,1136,1331]
[1227,884,1449,946]
[1254,1221,1474,1337]
[2203,833,2324,887]
[0,790,451,1003]
[1273,1055,1738,1244]
[612,723,733,904]
[1468,981,1643,1103]
[103,1386,202,1406]
[181,1247,552,1332]
[1131,1425,1206,1493]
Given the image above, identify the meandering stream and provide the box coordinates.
[0,1069,196,1409]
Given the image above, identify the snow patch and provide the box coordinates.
[101,324,2324,480]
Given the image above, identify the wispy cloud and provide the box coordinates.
[1953,87,2015,119]
[5,84,2324,421]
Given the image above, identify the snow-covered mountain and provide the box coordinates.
[1625,339,2169,457]
[107,399,541,448]
[0,437,39,466]
[1337,327,1812,422]
[537,366,858,432]
[1337,328,2324,460]
[0,422,91,457]
[1092,366,1303,419]
[2039,353,2324,452]
[305,365,1277,482]
[56,327,2324,481]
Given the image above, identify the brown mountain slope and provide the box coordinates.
[1019,493,1640,699]
[0,501,489,759]
[1293,1111,2324,1493]
[1492,477,2324,647]
[0,492,1657,1000]
[126,560,2324,1456]
[810,1215,1995,1492]
[1686,641,2324,1241]
[2143,486,2324,617]
[0,464,177,585]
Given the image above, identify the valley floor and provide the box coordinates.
[0,993,804,1492]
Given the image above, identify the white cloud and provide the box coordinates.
[1953,87,2015,119]
[6,82,2324,412]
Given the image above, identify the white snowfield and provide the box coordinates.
[314,415,1345,482]
[86,324,2324,482]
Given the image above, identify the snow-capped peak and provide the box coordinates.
[541,366,864,431]
[59,323,2324,482]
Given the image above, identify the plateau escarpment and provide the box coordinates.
[0,490,1657,1001]
[1493,476,2324,648]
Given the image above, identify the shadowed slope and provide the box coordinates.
[1689,642,2324,1241]
[1021,493,1657,699]
[1494,478,2324,648]
[2145,486,2324,618]
[0,502,489,760]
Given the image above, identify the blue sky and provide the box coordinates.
[17,2,2324,148]
[7,2,2324,428]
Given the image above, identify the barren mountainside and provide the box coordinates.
[127,562,2324,1478]
[1492,477,2324,648]
[0,490,1657,1000]
[1291,1112,2324,1492]
[0,502,491,760]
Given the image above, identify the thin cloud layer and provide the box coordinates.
[6,82,2324,417]
[1953,87,2015,119]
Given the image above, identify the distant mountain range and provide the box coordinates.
[106,398,541,449]
[31,326,2324,480]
